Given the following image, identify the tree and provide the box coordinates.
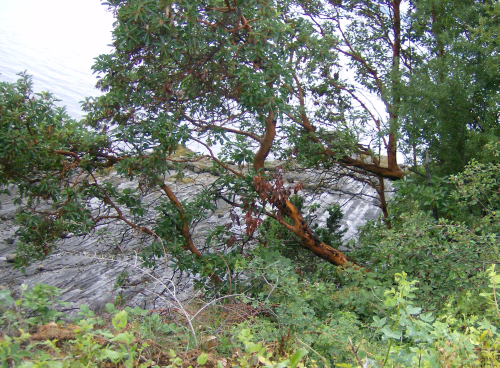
[2,0,498,279]
[0,74,104,260]
[83,0,380,268]
[401,0,500,176]
[0,0,429,272]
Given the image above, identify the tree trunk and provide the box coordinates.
[159,182,223,283]
[253,109,349,266]
[388,0,401,172]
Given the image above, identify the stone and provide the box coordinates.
[200,335,218,350]
[5,254,16,263]
[0,161,390,312]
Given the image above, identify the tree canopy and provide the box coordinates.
[1,0,499,278]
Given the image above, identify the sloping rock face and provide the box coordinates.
[0,161,389,311]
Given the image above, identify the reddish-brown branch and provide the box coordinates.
[278,199,348,266]
[253,109,275,173]
[53,150,81,161]
[376,175,391,229]
[340,156,404,179]
[290,73,404,180]
[196,19,218,29]
[228,16,256,34]
[252,109,352,267]
[158,183,200,257]
[89,177,158,238]
[90,174,222,283]
[181,112,262,143]
[205,6,233,13]
[387,0,401,172]
[158,181,222,284]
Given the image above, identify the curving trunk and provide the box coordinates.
[253,110,349,266]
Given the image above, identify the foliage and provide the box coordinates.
[450,141,500,222]
[1,0,499,275]
[4,262,500,367]
[0,0,413,271]
[0,284,313,367]
[367,270,500,367]
[259,195,347,276]
[1,0,500,365]
[2,174,500,367]
[392,175,456,220]
[355,147,500,314]
[0,74,104,264]
[311,203,346,249]
[401,0,500,175]
[0,283,68,332]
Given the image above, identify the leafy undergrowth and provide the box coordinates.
[2,264,500,367]
[0,282,310,368]
[2,152,500,367]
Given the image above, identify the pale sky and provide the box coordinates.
[0,0,114,118]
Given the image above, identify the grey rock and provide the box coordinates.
[5,254,16,263]
[0,162,390,312]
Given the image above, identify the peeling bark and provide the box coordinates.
[277,199,348,266]
[253,109,350,267]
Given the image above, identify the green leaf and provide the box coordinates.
[197,353,208,365]
[102,349,122,361]
[289,348,308,367]
[110,332,134,344]
[79,304,89,313]
[380,327,402,340]
[0,289,14,305]
[420,312,434,323]
[372,316,387,328]
[98,331,114,339]
[406,306,422,315]
[112,310,128,331]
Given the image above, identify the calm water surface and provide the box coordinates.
[0,0,114,119]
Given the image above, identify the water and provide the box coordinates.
[0,0,114,119]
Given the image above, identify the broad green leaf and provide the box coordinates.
[102,349,121,361]
[406,306,422,315]
[289,348,308,367]
[372,316,387,328]
[197,353,208,365]
[112,310,128,331]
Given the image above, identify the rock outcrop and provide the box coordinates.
[0,159,390,311]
